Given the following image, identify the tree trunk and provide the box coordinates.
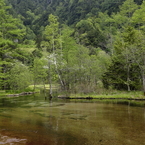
[125,50,131,91]
[142,74,145,96]
[48,61,52,96]
[33,79,36,92]
[43,79,46,97]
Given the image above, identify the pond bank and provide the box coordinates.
[0,92,39,98]
[5,92,38,97]
[58,96,145,101]
[57,91,145,101]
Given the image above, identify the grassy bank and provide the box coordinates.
[28,85,145,100]
[0,84,57,98]
[0,84,145,100]
[0,86,36,98]
[67,91,145,100]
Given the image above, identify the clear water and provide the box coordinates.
[0,94,145,145]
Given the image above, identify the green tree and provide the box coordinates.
[129,32,145,95]
[9,61,32,92]
[44,14,66,94]
[132,1,145,30]
[44,14,60,52]
[110,0,138,33]
[0,0,25,89]
[32,58,47,91]
[103,26,142,91]
[74,17,107,52]
[119,0,138,18]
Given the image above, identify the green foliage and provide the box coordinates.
[103,26,142,91]
[0,0,26,90]
[132,1,145,30]
[44,14,60,52]
[12,48,34,65]
[74,16,107,51]
[32,58,47,87]
[55,26,111,93]
[119,0,138,18]
[7,0,142,46]
[1,0,145,95]
[9,61,32,91]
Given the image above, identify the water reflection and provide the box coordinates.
[0,133,27,144]
[0,96,145,145]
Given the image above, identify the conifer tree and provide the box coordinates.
[0,0,25,89]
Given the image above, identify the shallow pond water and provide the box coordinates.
[0,95,145,145]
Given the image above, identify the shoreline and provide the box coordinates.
[58,96,145,101]
[6,91,38,97]
[0,91,39,98]
[57,92,145,101]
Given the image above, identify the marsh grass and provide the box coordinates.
[69,90,144,99]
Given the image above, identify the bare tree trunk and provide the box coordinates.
[52,31,65,90]
[33,80,36,92]
[125,47,131,92]
[1,64,7,90]
[127,64,131,91]
[48,60,52,96]
[142,74,145,96]
[54,57,65,89]
[43,79,46,97]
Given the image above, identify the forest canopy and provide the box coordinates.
[1,0,145,95]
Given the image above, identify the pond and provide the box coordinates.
[0,94,145,145]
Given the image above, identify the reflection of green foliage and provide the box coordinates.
[62,112,74,115]
[0,109,12,112]
[0,114,12,118]
[69,117,86,120]
[21,106,32,108]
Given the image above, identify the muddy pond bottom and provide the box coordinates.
[0,95,145,145]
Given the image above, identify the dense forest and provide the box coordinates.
[1,0,145,96]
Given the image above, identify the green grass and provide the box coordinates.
[69,91,144,99]
[29,84,58,90]
[0,84,58,98]
[0,84,144,100]
[0,86,36,98]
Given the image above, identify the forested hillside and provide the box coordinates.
[6,0,128,48]
[1,0,145,95]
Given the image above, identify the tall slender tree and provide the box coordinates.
[44,14,64,95]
